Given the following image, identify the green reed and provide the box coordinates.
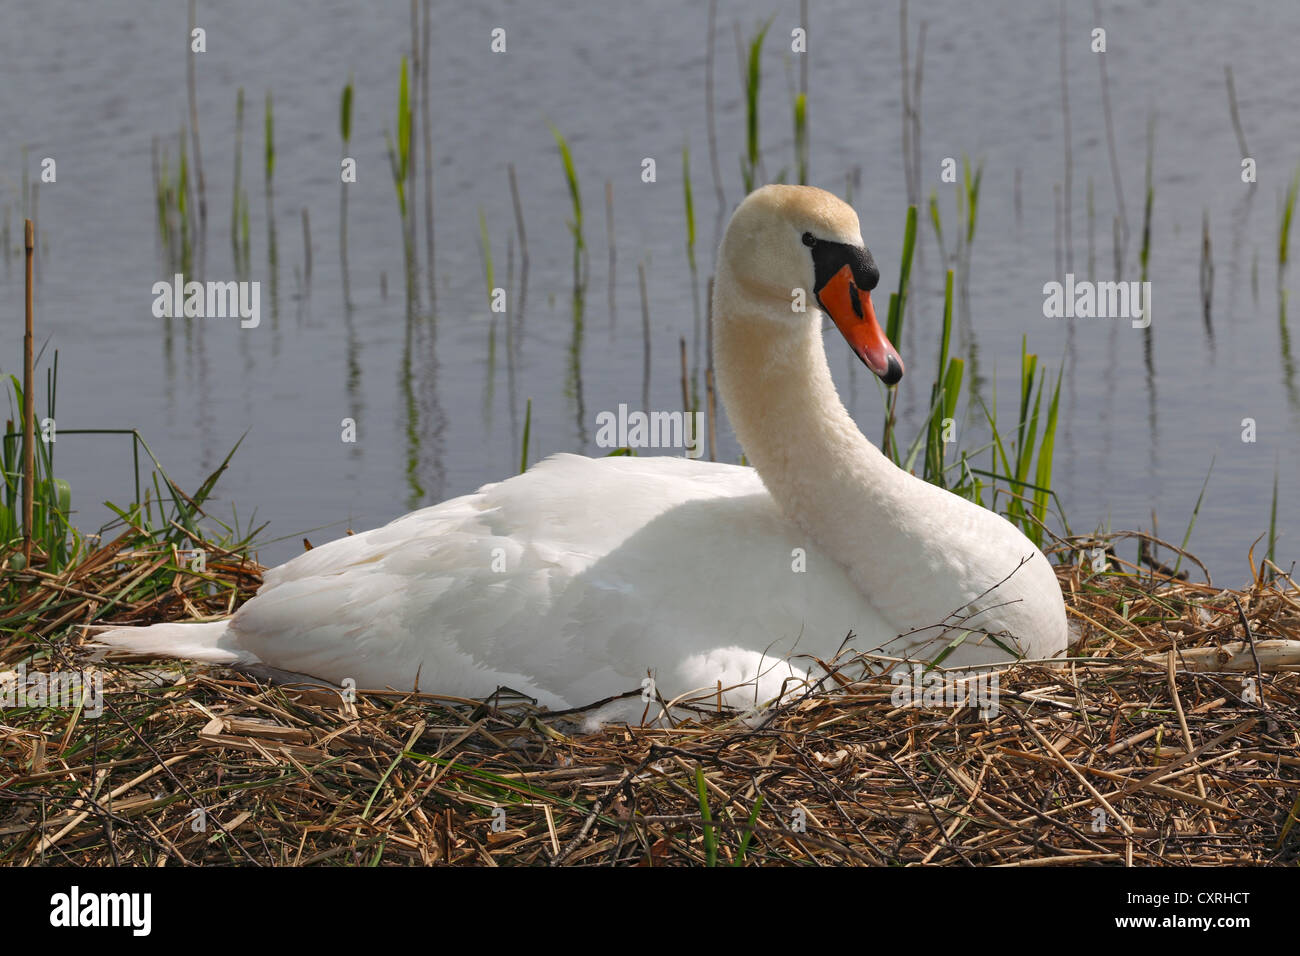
[1279,164,1300,276]
[549,123,584,290]
[740,18,773,194]
[153,129,194,273]
[230,88,251,273]
[1,352,257,597]
[478,207,495,309]
[1139,116,1155,284]
[876,206,1063,543]
[339,76,354,302]
[793,91,808,186]
[682,145,697,273]
[880,205,917,458]
[519,397,532,474]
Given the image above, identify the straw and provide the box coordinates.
[3,521,1298,865]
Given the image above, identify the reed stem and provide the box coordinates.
[22,220,34,565]
[1059,0,1073,273]
[301,208,312,283]
[899,0,914,205]
[509,163,528,271]
[705,0,725,223]
[1225,65,1250,162]
[233,88,246,272]
[187,0,207,253]
[1200,210,1214,337]
[1093,0,1128,267]
[340,78,352,304]
[422,0,435,305]
[680,336,690,415]
[798,0,809,184]
[604,179,615,326]
[706,275,717,461]
[639,260,651,413]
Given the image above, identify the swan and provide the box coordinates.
[97,185,1067,720]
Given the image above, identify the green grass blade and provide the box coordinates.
[741,17,774,192]
[1029,363,1063,544]
[1173,458,1214,577]
[1280,165,1300,268]
[548,123,583,242]
[886,205,918,346]
[929,190,946,261]
[478,207,494,309]
[520,397,532,474]
[340,76,354,144]
[732,792,764,866]
[264,92,274,182]
[397,57,411,179]
[793,92,807,185]
[1267,459,1279,575]
[694,765,717,866]
[682,145,696,269]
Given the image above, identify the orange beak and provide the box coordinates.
[816,264,903,385]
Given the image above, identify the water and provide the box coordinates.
[2,0,1297,584]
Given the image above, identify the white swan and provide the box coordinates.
[98,185,1067,718]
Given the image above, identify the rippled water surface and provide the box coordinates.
[2,0,1298,582]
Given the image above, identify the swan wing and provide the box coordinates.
[228,454,892,708]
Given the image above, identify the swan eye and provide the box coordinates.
[802,232,817,247]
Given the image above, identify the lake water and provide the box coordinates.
[2,0,1297,585]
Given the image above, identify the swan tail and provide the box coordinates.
[90,620,259,666]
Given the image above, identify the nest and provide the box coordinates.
[2,532,1299,866]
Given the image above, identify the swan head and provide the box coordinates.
[718,184,903,384]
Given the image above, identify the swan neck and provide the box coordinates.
[713,275,908,560]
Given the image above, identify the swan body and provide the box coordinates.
[98,185,1068,717]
